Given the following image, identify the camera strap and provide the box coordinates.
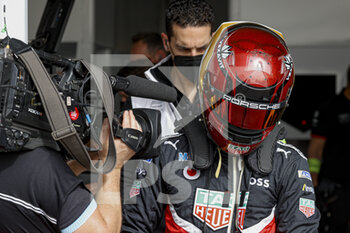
[16,46,116,174]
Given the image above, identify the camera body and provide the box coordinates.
[0,38,161,159]
[0,53,85,152]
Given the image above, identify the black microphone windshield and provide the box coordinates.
[123,75,177,103]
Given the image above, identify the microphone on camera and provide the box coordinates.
[109,75,178,103]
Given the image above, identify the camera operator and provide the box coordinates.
[0,110,141,233]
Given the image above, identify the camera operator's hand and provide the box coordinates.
[114,110,142,169]
[91,110,141,168]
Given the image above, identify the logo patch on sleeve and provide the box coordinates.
[299,198,315,218]
[298,170,312,181]
[302,184,315,194]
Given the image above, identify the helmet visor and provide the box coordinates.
[202,74,286,144]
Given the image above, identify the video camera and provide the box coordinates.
[0,37,173,161]
[0,0,177,173]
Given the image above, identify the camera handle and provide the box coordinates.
[113,120,146,154]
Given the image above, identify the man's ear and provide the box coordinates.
[154,49,167,63]
[161,33,170,52]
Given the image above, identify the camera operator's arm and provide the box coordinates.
[73,110,141,233]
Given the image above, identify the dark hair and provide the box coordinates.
[165,0,214,38]
[132,32,165,54]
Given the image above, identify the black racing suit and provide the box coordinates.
[121,134,320,232]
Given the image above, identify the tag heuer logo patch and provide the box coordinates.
[193,188,234,231]
[236,192,250,231]
[129,180,141,198]
[299,198,315,218]
[227,144,250,155]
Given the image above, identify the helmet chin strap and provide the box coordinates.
[245,123,286,175]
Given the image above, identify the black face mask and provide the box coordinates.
[173,55,203,83]
[173,55,203,67]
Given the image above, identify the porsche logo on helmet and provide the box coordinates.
[223,94,281,110]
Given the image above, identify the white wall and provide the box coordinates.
[0,0,28,42]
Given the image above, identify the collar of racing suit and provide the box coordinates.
[245,123,286,176]
[181,116,286,176]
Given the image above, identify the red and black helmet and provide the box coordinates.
[199,22,294,155]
